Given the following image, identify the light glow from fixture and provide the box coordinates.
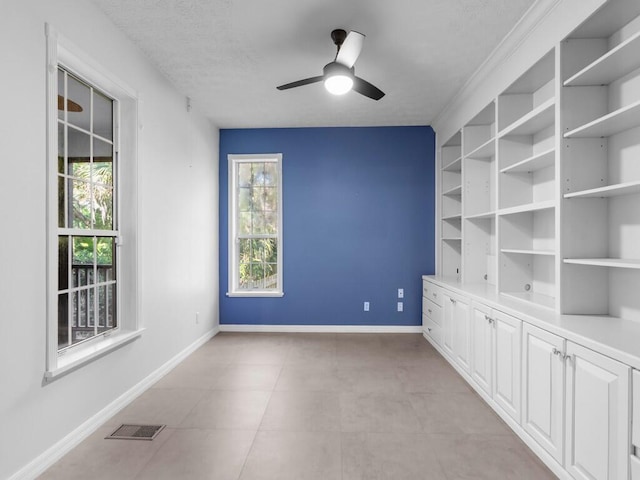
[324,74,353,95]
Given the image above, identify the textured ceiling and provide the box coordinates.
[90,0,537,128]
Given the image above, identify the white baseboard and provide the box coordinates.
[219,324,423,333]
[10,327,219,480]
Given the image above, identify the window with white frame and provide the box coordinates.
[56,66,118,349]
[228,154,283,297]
[46,25,140,378]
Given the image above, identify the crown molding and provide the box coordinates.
[432,0,563,133]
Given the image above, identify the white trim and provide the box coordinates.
[219,324,423,333]
[45,23,141,374]
[45,329,144,380]
[226,291,285,298]
[433,0,563,136]
[10,327,219,480]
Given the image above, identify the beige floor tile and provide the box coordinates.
[105,388,206,428]
[187,342,240,364]
[233,343,291,365]
[134,428,256,480]
[260,391,341,431]
[431,434,557,479]
[180,390,271,430]
[336,365,403,392]
[396,362,471,393]
[38,427,173,480]
[285,343,337,366]
[213,364,282,391]
[239,431,341,480]
[340,392,423,433]
[275,365,343,392]
[152,361,227,389]
[409,392,512,435]
[341,432,449,480]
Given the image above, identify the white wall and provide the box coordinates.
[0,1,219,478]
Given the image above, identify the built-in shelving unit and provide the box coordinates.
[439,131,462,280]
[462,102,497,286]
[560,0,640,320]
[435,0,640,321]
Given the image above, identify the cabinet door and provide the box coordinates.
[452,295,471,373]
[493,310,522,423]
[442,291,455,357]
[565,342,630,480]
[522,323,564,464]
[470,302,493,396]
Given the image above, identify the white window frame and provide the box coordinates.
[45,25,142,380]
[227,154,284,297]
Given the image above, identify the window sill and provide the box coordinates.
[45,329,144,381]
[226,291,285,298]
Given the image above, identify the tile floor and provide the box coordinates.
[39,333,557,480]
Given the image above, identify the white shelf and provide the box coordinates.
[499,200,555,216]
[442,157,462,172]
[500,148,555,174]
[442,237,462,242]
[563,258,640,269]
[500,291,556,310]
[501,249,555,256]
[564,30,640,87]
[443,185,462,196]
[465,137,495,159]
[442,214,462,221]
[564,181,640,199]
[564,99,640,138]
[465,211,495,220]
[499,98,555,137]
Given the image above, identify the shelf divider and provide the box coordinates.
[564,30,640,87]
[563,258,640,269]
[564,181,640,199]
[564,99,640,138]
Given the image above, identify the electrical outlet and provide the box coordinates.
[398,288,404,298]
[364,302,370,312]
[397,302,403,312]
[195,312,200,324]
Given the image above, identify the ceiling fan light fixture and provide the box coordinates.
[322,62,354,96]
[324,74,353,95]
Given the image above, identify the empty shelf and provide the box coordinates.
[500,148,555,174]
[564,258,640,269]
[501,249,555,256]
[564,181,640,198]
[499,98,555,137]
[564,99,640,138]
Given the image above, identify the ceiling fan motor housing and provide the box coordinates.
[331,29,348,47]
[323,61,354,78]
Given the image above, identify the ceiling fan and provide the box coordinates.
[277,29,385,101]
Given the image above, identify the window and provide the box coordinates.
[56,66,118,349]
[228,154,283,297]
[46,25,141,378]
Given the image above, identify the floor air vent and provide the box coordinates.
[106,424,166,441]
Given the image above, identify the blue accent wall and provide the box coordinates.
[219,126,435,326]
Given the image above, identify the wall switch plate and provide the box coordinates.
[397,302,403,312]
[398,288,404,298]
[364,302,370,312]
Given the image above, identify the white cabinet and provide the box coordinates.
[522,323,565,464]
[493,310,522,423]
[452,295,471,373]
[442,289,470,372]
[565,342,630,480]
[471,301,493,396]
[470,301,522,423]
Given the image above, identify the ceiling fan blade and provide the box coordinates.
[277,76,324,90]
[353,76,385,100]
[335,31,365,68]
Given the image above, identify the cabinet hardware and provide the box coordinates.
[552,348,564,357]
[427,328,432,332]
[450,298,456,304]
[428,309,432,314]
[564,354,574,364]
